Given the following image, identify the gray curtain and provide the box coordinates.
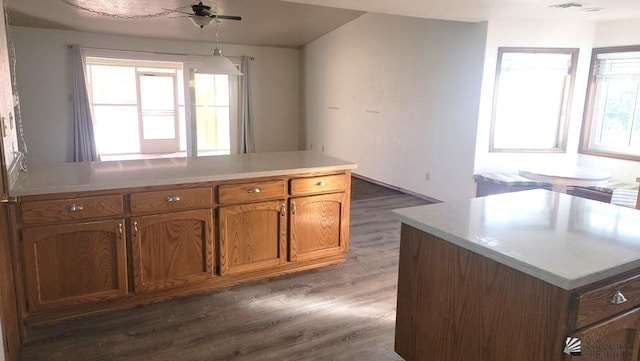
[240,56,255,153]
[71,45,99,162]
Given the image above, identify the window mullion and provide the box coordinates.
[630,81,640,148]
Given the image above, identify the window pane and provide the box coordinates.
[89,65,137,104]
[215,75,230,105]
[93,105,139,154]
[194,73,230,156]
[596,80,635,145]
[139,75,176,140]
[582,47,640,159]
[491,50,575,151]
[141,114,176,139]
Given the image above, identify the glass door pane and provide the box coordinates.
[137,72,179,154]
[190,71,231,156]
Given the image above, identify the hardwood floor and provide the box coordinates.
[19,181,431,361]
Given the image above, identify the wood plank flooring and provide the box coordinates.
[19,181,431,361]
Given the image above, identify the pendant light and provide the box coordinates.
[196,2,242,75]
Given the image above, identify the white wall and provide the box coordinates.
[474,20,596,174]
[577,19,640,183]
[12,27,300,163]
[301,13,487,201]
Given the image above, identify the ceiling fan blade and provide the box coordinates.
[212,15,242,21]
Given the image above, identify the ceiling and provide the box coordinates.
[6,0,640,49]
[286,0,640,23]
[6,0,364,48]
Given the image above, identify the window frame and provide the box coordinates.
[82,48,241,159]
[579,45,640,162]
[489,47,579,153]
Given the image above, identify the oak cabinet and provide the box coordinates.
[395,224,640,361]
[565,308,640,361]
[131,209,214,293]
[219,201,287,275]
[15,170,351,324]
[22,220,128,312]
[289,193,347,262]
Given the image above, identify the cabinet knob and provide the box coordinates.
[610,291,628,305]
[166,195,181,202]
[69,204,84,212]
[247,187,261,194]
[316,181,326,186]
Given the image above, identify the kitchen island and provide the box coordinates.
[9,151,356,327]
[394,189,640,361]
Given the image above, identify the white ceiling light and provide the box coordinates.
[197,47,242,75]
[190,16,213,28]
[195,2,242,76]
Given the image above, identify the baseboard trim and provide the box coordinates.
[352,173,441,203]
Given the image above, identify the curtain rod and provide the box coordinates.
[68,45,255,60]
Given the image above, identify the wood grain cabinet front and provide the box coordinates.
[565,307,640,361]
[218,200,287,275]
[131,209,214,293]
[20,195,124,224]
[289,193,348,262]
[21,220,128,312]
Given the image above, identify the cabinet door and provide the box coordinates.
[219,200,287,275]
[131,209,214,293]
[22,220,128,311]
[289,192,347,262]
[565,307,640,361]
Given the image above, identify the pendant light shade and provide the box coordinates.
[190,16,213,28]
[196,48,242,75]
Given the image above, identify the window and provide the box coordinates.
[580,46,640,161]
[490,48,578,152]
[85,57,186,157]
[84,53,238,160]
[192,73,231,156]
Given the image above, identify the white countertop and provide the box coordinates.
[393,189,640,290]
[10,151,356,196]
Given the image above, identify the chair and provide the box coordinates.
[610,189,639,208]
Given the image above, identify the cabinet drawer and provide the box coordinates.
[130,187,213,214]
[573,273,640,329]
[218,180,286,205]
[21,195,124,224]
[290,174,347,196]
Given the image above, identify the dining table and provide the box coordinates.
[519,165,611,193]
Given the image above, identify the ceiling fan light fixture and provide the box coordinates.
[190,16,213,28]
[196,47,243,75]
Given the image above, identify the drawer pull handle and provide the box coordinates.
[610,291,628,305]
[291,201,296,215]
[316,181,326,186]
[69,204,84,212]
[118,223,123,239]
[280,202,286,217]
[247,187,261,194]
[133,221,139,238]
[166,195,181,203]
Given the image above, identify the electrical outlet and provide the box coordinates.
[322,146,325,152]
[425,172,430,181]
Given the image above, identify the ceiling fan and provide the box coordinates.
[171,2,242,28]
